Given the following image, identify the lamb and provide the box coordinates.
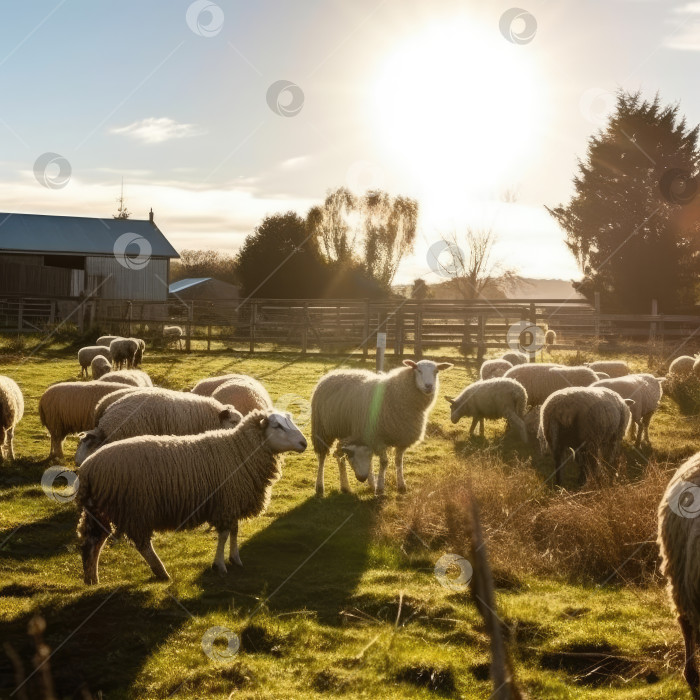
[670,355,698,377]
[75,388,243,466]
[657,452,700,695]
[592,373,665,447]
[78,346,113,378]
[211,376,273,415]
[501,350,529,366]
[311,359,453,496]
[97,370,153,387]
[77,409,307,584]
[446,377,527,443]
[0,375,23,463]
[38,382,129,459]
[191,374,247,397]
[96,335,121,348]
[164,325,184,350]
[479,359,513,380]
[504,363,597,406]
[584,360,630,378]
[110,338,139,370]
[90,355,111,380]
[537,386,632,486]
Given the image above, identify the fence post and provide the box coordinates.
[363,300,370,359]
[649,298,658,343]
[207,324,212,351]
[395,307,404,357]
[415,302,423,360]
[528,303,537,362]
[376,310,387,372]
[593,292,601,346]
[17,299,23,331]
[301,302,308,355]
[477,313,486,363]
[127,302,132,337]
[186,302,193,353]
[48,300,55,325]
[249,302,257,353]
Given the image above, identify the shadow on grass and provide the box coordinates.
[0,507,76,560]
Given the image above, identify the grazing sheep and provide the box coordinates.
[78,346,113,378]
[110,338,139,370]
[501,350,529,366]
[77,410,307,584]
[584,360,630,378]
[544,329,556,346]
[90,355,111,380]
[479,359,513,381]
[38,382,128,459]
[164,325,184,350]
[694,357,700,378]
[311,359,453,496]
[504,363,596,406]
[76,388,242,466]
[658,452,700,695]
[446,377,527,442]
[670,356,697,377]
[211,376,273,415]
[97,370,152,387]
[537,386,632,486]
[133,338,146,368]
[94,387,145,423]
[191,374,246,397]
[592,373,665,447]
[0,375,23,463]
[96,335,121,348]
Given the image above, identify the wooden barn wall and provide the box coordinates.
[0,258,72,296]
[85,256,169,301]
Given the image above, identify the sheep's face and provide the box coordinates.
[219,406,243,429]
[445,396,466,424]
[339,442,373,482]
[403,359,453,396]
[262,412,307,453]
[75,429,105,466]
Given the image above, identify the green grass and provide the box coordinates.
[0,344,698,698]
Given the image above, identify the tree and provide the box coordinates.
[306,187,357,263]
[433,228,518,299]
[411,278,430,299]
[170,250,239,285]
[548,91,700,312]
[235,212,328,298]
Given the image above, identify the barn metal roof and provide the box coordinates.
[0,213,180,258]
[169,277,211,294]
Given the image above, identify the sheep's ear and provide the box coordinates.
[403,359,418,369]
[657,377,667,385]
[624,398,635,407]
[445,396,455,405]
[77,432,87,440]
[341,444,356,457]
[436,362,453,371]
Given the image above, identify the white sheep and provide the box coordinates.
[163,325,184,350]
[211,376,273,415]
[0,375,23,463]
[311,359,453,496]
[446,377,527,442]
[479,359,513,380]
[544,329,556,346]
[657,451,700,694]
[501,350,529,366]
[76,388,243,466]
[77,410,307,583]
[38,381,130,459]
[669,356,697,377]
[538,386,632,486]
[78,346,113,378]
[94,387,145,423]
[97,369,153,387]
[191,374,246,397]
[96,335,121,348]
[584,360,630,378]
[592,373,665,448]
[694,357,700,378]
[90,355,111,380]
[504,363,597,406]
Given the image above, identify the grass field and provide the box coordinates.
[1,342,699,699]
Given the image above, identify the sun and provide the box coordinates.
[373,18,546,207]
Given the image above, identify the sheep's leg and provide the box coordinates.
[367,468,376,492]
[212,529,229,576]
[49,433,64,460]
[679,614,700,692]
[338,454,352,494]
[81,512,110,585]
[510,414,528,443]
[394,448,407,493]
[315,452,327,498]
[468,417,479,437]
[642,414,652,445]
[6,426,14,461]
[228,520,242,567]
[633,419,643,448]
[136,538,170,581]
[376,449,389,495]
[479,418,485,436]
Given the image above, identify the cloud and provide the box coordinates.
[664,3,700,50]
[110,117,204,144]
[278,156,310,170]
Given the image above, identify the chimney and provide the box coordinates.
[149,208,154,224]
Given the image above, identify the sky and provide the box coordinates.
[1,0,699,284]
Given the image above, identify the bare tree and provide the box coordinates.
[306,187,357,263]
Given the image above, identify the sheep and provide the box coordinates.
[191,374,247,397]
[164,325,184,350]
[90,355,111,380]
[670,355,697,377]
[584,360,630,378]
[110,338,139,370]
[695,356,700,378]
[94,387,145,423]
[445,377,527,443]
[211,376,273,415]
[96,335,121,348]
[77,409,307,584]
[657,451,700,695]
[75,388,243,466]
[592,373,665,447]
[133,338,146,368]
[504,363,597,406]
[544,329,556,346]
[97,370,153,387]
[38,382,130,459]
[78,346,113,378]
[311,359,453,496]
[479,358,513,381]
[537,386,632,486]
[501,350,529,366]
[0,375,23,463]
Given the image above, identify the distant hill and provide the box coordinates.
[394,278,585,300]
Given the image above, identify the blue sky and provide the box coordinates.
[1,0,699,282]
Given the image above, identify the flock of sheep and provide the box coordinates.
[2,336,700,693]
